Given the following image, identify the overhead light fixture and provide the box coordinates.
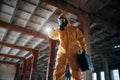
[114,45,120,48]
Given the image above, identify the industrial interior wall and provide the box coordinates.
[0,63,16,80]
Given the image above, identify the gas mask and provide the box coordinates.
[57,16,68,30]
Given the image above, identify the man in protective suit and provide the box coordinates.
[49,13,86,80]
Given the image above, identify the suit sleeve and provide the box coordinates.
[48,27,59,40]
[76,28,86,51]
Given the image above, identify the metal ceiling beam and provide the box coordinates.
[42,0,80,16]
[0,53,25,60]
[0,42,36,52]
[0,60,18,65]
[0,21,49,41]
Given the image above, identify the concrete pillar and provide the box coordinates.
[102,54,111,80]
[96,71,100,80]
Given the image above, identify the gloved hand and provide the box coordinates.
[57,16,68,30]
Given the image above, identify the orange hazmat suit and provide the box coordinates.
[49,13,86,80]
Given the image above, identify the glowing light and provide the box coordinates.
[114,45,120,48]
[44,27,52,35]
